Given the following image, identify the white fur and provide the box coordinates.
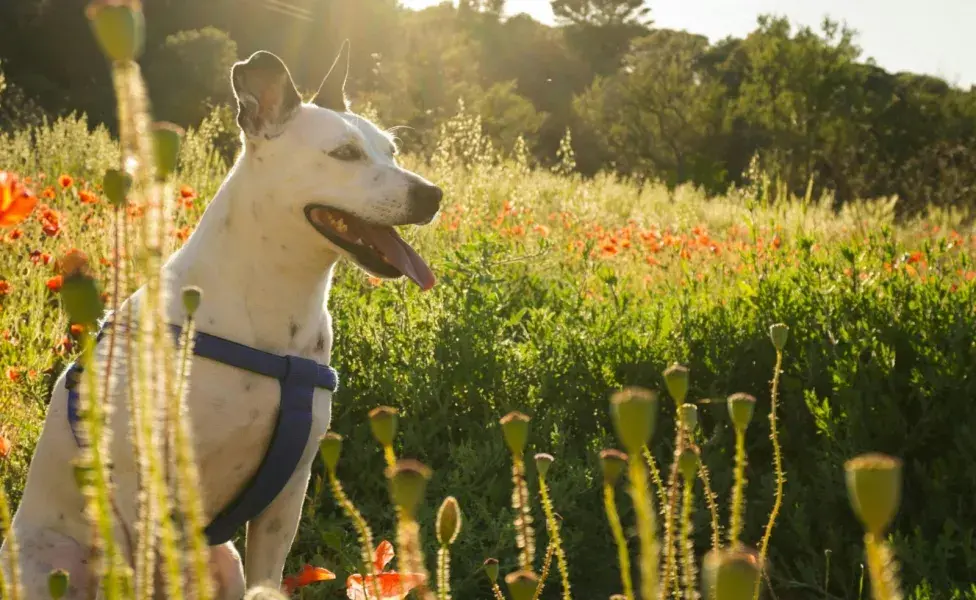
[1,59,440,598]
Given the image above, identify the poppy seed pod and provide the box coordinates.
[386,459,432,517]
[181,286,202,317]
[60,274,103,328]
[680,403,699,432]
[368,406,399,448]
[318,432,343,473]
[844,453,903,536]
[152,123,184,181]
[769,323,789,352]
[102,168,131,208]
[85,0,145,62]
[609,387,658,454]
[483,558,499,583]
[727,393,757,432]
[534,453,554,480]
[702,547,762,600]
[504,570,540,600]
[499,412,531,459]
[664,363,690,405]
[599,449,628,486]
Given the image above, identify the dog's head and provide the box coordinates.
[229,45,441,290]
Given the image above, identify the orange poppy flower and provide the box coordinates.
[5,228,23,241]
[38,205,62,236]
[0,433,11,458]
[46,275,64,292]
[179,185,197,200]
[1,171,39,228]
[6,367,21,382]
[345,540,426,600]
[59,174,74,188]
[0,280,10,296]
[41,187,56,199]
[79,189,99,204]
[282,564,336,595]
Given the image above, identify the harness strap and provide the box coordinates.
[65,321,339,546]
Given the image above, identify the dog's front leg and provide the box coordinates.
[243,466,312,590]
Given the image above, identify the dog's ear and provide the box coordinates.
[312,40,350,112]
[231,51,302,138]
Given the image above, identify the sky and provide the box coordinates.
[400,0,976,88]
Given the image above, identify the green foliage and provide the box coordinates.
[144,27,239,127]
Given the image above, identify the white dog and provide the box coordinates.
[1,45,441,599]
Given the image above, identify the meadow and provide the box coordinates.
[3,31,976,600]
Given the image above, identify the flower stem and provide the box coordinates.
[679,480,697,600]
[729,428,748,547]
[755,349,785,600]
[511,458,535,571]
[697,461,721,552]
[642,446,669,521]
[864,533,903,600]
[603,484,633,600]
[437,546,451,600]
[531,541,555,600]
[660,430,687,599]
[537,476,571,599]
[327,471,381,599]
[628,454,659,600]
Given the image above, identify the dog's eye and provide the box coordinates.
[329,144,365,162]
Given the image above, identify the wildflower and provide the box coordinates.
[0,280,10,296]
[174,225,192,242]
[346,540,426,600]
[179,184,196,200]
[30,250,53,265]
[1,171,39,228]
[281,564,335,595]
[6,367,21,382]
[5,228,23,241]
[79,189,99,204]
[907,251,924,265]
[42,187,56,200]
[0,432,11,458]
[70,323,86,337]
[38,205,62,236]
[367,276,382,286]
[46,275,64,292]
[58,174,74,188]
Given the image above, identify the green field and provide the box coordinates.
[2,104,976,599]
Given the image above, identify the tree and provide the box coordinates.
[575,29,726,190]
[145,28,239,127]
[551,0,651,76]
[551,0,648,27]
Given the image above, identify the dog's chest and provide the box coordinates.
[184,334,334,518]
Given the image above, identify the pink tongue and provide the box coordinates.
[363,226,436,291]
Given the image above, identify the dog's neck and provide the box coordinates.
[163,160,338,359]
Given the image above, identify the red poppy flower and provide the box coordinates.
[6,367,21,382]
[79,189,99,204]
[282,564,336,595]
[46,275,63,292]
[5,228,23,241]
[59,174,73,188]
[345,541,426,600]
[0,433,11,459]
[38,205,62,236]
[30,250,53,266]
[42,187,56,199]
[179,185,196,200]
[0,280,10,296]
[1,171,38,228]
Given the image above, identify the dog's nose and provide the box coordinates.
[409,182,443,214]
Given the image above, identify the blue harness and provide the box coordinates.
[64,320,339,545]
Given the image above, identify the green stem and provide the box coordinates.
[437,546,451,600]
[679,480,696,600]
[660,430,687,600]
[642,446,669,520]
[603,484,634,600]
[531,541,555,600]
[697,461,721,552]
[864,533,902,600]
[328,471,381,600]
[628,455,659,600]
[538,476,571,599]
[0,480,21,600]
[729,428,747,547]
[511,458,535,570]
[755,350,785,600]
[491,583,506,600]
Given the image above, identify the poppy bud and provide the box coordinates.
[844,453,902,536]
[499,411,531,459]
[609,387,658,454]
[436,496,461,546]
[152,123,184,181]
[102,168,131,208]
[386,459,432,517]
[368,406,399,448]
[504,570,540,600]
[727,393,756,433]
[599,449,628,486]
[85,0,145,62]
[318,432,343,473]
[664,363,689,405]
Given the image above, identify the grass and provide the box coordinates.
[3,21,976,598]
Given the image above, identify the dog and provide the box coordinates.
[0,44,442,599]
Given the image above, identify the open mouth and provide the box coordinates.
[304,205,435,291]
